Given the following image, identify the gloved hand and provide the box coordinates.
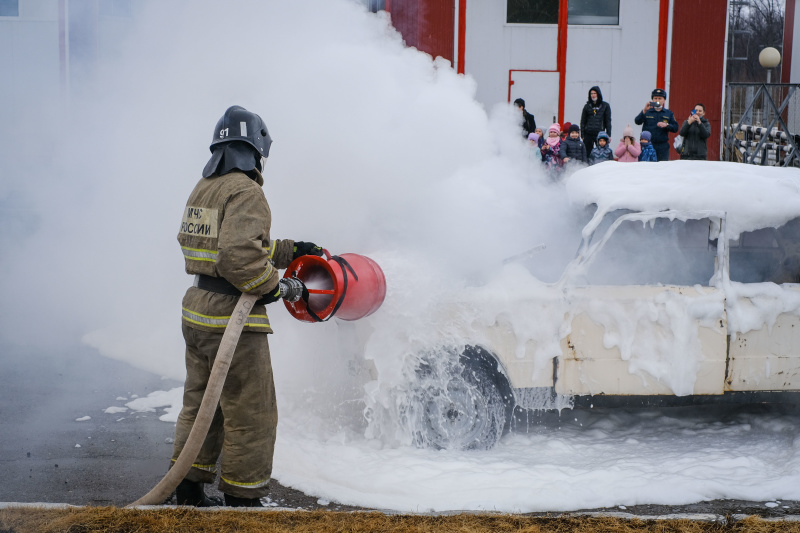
[293,241,323,260]
[255,285,282,306]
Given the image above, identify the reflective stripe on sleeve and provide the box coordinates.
[264,241,276,260]
[181,307,270,329]
[181,246,218,262]
[236,264,273,292]
[220,475,271,489]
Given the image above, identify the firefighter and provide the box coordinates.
[172,105,323,507]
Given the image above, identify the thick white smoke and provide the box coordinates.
[0,0,581,430]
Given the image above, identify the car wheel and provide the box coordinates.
[408,351,512,451]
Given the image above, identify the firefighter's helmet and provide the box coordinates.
[210,105,273,158]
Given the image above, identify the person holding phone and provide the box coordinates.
[634,88,679,161]
[678,103,711,160]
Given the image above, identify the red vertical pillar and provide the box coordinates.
[556,0,568,123]
[782,0,795,83]
[656,0,669,90]
[457,0,466,74]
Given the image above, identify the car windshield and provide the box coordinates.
[582,211,718,286]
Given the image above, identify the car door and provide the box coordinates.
[554,211,729,397]
[725,218,800,391]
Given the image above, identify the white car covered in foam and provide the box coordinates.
[383,160,800,451]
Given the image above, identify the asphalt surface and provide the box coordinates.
[0,341,359,511]
[1,341,798,517]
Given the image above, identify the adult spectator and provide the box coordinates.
[580,86,612,153]
[514,98,536,139]
[634,88,679,161]
[678,103,711,160]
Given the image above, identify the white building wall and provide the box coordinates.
[0,0,61,139]
[464,0,666,139]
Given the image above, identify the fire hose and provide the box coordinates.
[128,292,258,507]
[128,250,385,507]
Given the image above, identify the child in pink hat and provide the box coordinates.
[615,124,641,162]
[540,123,567,176]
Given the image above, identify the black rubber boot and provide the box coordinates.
[224,493,265,507]
[175,479,224,507]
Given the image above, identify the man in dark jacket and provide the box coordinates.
[514,98,536,138]
[635,88,679,161]
[678,103,711,160]
[579,86,612,153]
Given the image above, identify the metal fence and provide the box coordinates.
[723,83,800,166]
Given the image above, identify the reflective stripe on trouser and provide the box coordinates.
[171,323,278,499]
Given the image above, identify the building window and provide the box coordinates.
[568,0,619,25]
[507,0,619,25]
[365,0,385,13]
[0,0,19,17]
[507,0,559,24]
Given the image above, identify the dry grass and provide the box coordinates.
[1,508,800,533]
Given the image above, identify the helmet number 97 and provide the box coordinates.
[219,128,229,139]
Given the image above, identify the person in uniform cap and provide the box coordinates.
[634,88,678,161]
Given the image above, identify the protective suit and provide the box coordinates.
[178,169,294,334]
[171,106,319,507]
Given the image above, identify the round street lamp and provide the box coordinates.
[759,47,781,83]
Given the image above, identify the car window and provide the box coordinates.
[731,217,800,284]
[584,217,717,286]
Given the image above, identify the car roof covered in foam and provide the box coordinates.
[566,160,800,238]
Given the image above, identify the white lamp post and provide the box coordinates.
[759,47,781,83]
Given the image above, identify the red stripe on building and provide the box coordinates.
[656,0,669,89]
[557,0,568,123]
[457,0,466,74]
[782,0,795,83]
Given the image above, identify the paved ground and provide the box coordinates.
[1,341,798,517]
[0,342,356,511]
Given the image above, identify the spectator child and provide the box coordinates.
[528,132,541,160]
[589,131,614,165]
[638,131,658,162]
[534,127,544,149]
[563,124,588,165]
[615,124,641,162]
[560,122,572,142]
[541,123,567,175]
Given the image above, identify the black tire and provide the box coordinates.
[409,348,513,451]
